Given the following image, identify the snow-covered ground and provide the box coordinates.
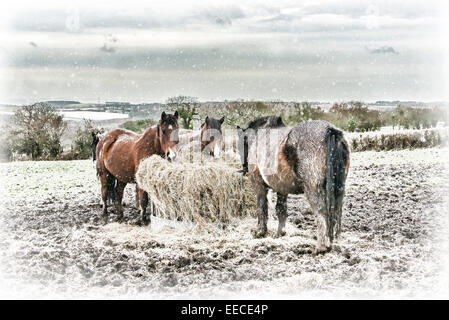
[0,148,448,299]
[0,110,129,121]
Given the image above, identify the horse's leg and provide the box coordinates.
[134,184,139,208]
[99,173,109,223]
[307,189,331,254]
[138,187,150,226]
[275,193,288,237]
[115,181,126,221]
[252,186,268,238]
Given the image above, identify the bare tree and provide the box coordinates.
[166,95,199,129]
[9,102,67,159]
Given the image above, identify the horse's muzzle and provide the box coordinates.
[167,147,177,161]
[213,144,221,158]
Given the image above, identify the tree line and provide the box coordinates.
[0,99,446,162]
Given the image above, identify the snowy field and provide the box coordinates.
[0,148,448,299]
[0,110,129,120]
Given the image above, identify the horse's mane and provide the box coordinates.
[245,116,286,130]
[200,117,223,131]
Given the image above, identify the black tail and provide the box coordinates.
[107,173,117,204]
[91,131,100,161]
[325,127,350,242]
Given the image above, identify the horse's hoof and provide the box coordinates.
[275,230,286,238]
[101,214,109,225]
[313,246,331,256]
[139,218,151,226]
[251,229,267,239]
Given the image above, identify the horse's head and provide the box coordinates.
[201,116,224,158]
[158,111,179,161]
[91,131,101,161]
[237,116,285,173]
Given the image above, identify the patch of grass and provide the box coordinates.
[119,119,156,133]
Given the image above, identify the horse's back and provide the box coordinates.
[96,128,141,183]
[291,120,335,141]
[106,128,140,141]
[287,120,346,188]
[96,129,136,157]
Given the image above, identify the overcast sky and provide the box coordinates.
[0,0,448,104]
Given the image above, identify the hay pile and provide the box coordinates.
[175,139,241,166]
[136,142,256,226]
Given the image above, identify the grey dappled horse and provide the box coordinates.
[237,116,350,254]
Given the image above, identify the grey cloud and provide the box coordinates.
[260,13,297,23]
[10,1,442,36]
[198,4,246,26]
[250,15,367,34]
[302,0,442,19]
[368,46,398,55]
[8,41,410,73]
[7,44,333,71]
[4,1,446,104]
[11,4,247,32]
[100,44,115,53]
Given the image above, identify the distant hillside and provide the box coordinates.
[44,101,81,107]
[372,101,427,107]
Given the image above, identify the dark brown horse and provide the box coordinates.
[95,111,179,225]
[237,116,350,254]
[177,116,225,158]
[200,116,225,158]
[91,131,102,161]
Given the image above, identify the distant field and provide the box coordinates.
[60,111,129,121]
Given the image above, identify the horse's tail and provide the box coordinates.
[91,131,100,162]
[107,172,117,204]
[325,127,350,243]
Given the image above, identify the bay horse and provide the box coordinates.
[237,116,350,254]
[95,111,179,225]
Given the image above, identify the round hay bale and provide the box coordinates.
[136,150,256,226]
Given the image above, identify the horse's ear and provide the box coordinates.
[236,125,241,130]
[174,111,178,119]
[219,116,225,124]
[161,111,167,122]
[205,116,209,125]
